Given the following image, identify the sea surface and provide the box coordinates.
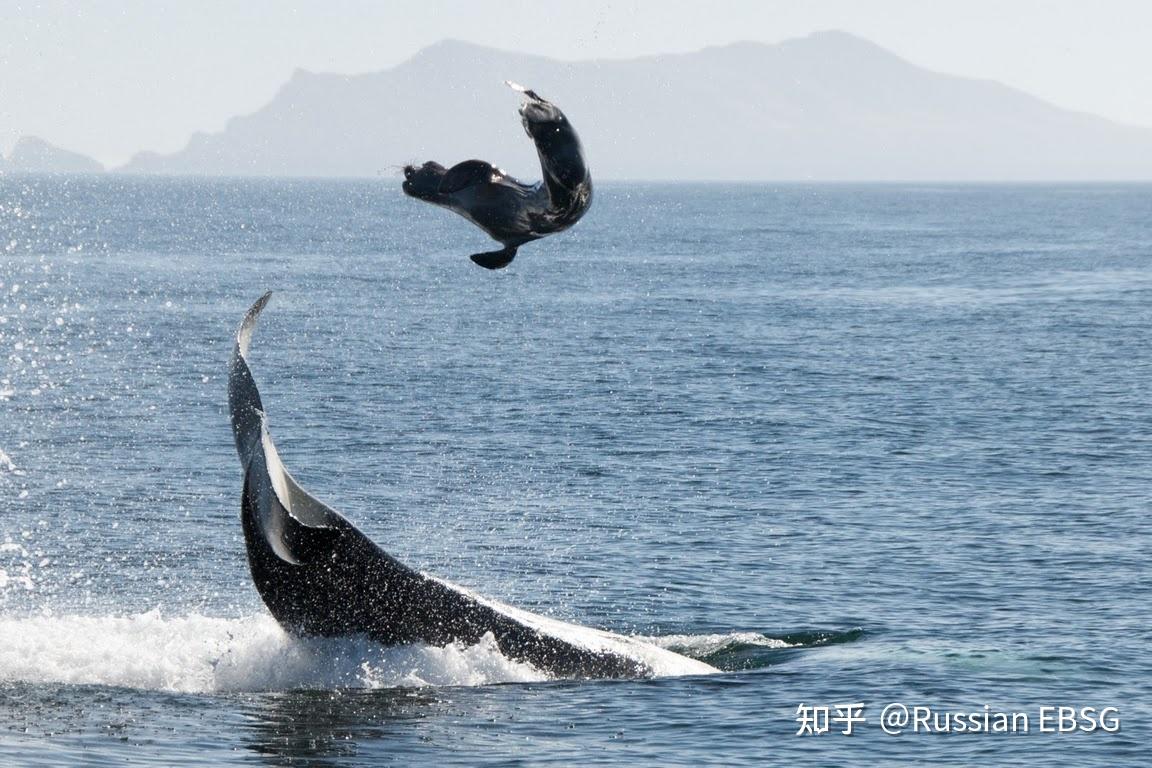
[0,177,1149,766]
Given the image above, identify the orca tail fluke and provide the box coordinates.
[223,293,719,679]
[229,291,273,460]
[229,291,350,567]
[470,245,518,270]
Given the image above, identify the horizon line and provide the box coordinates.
[6,171,1152,185]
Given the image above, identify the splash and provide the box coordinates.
[0,611,741,693]
[0,612,548,693]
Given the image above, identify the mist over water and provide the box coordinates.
[1,177,1149,765]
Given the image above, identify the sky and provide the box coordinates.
[3,0,1152,167]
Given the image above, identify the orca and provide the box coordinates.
[402,82,593,270]
[227,293,716,679]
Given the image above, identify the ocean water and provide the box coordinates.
[0,176,1149,766]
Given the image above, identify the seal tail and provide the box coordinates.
[470,245,518,270]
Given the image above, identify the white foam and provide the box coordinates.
[0,611,548,693]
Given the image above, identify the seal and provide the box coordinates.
[402,82,593,269]
[227,293,717,679]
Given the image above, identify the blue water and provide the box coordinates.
[0,176,1149,765]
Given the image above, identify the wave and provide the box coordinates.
[651,627,865,671]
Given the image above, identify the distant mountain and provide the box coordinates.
[118,31,1152,180]
[6,136,104,174]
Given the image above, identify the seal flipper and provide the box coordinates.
[470,245,518,270]
[505,80,546,103]
[440,160,496,194]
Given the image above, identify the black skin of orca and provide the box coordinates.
[227,293,646,679]
[402,87,592,270]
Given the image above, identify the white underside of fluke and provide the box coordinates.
[430,576,719,677]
